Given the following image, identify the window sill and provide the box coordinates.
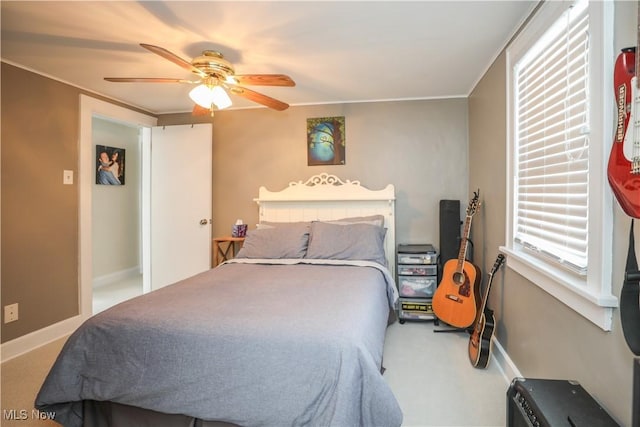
[499,246,617,331]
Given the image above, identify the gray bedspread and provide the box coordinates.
[36,260,402,427]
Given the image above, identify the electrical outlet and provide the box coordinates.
[4,303,18,323]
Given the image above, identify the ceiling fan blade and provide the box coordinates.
[192,104,212,116]
[140,43,206,77]
[104,77,196,83]
[231,74,295,87]
[227,85,289,111]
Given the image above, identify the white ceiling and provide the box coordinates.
[1,1,537,115]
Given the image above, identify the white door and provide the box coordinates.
[149,123,212,290]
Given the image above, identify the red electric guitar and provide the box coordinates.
[609,9,640,219]
[432,191,482,329]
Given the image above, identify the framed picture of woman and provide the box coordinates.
[96,145,126,185]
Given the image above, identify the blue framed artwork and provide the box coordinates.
[307,116,345,166]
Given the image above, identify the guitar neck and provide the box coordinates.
[630,2,640,162]
[456,215,473,271]
[478,273,492,315]
[478,256,505,318]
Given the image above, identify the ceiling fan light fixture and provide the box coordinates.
[189,84,232,110]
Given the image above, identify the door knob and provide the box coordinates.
[200,219,209,225]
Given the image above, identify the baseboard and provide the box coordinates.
[1,315,83,363]
[93,266,140,288]
[492,336,522,384]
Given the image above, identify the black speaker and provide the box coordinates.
[439,199,461,266]
[507,378,619,427]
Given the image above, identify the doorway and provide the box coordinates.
[79,96,213,319]
[79,95,157,319]
[91,117,144,313]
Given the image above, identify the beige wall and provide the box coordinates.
[160,100,470,246]
[1,63,80,342]
[467,2,635,424]
[1,62,152,343]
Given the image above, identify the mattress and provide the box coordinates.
[36,259,402,427]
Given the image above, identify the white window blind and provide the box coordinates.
[513,0,590,275]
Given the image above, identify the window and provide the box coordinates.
[503,0,617,330]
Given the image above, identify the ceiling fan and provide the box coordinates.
[105,43,295,115]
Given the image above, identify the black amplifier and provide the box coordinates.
[507,378,619,427]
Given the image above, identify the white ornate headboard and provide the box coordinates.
[254,173,396,275]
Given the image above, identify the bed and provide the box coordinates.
[36,173,402,427]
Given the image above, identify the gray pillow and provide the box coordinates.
[305,221,387,266]
[236,223,310,259]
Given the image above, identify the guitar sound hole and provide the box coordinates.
[453,271,471,297]
[453,271,465,285]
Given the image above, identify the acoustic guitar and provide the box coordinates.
[468,254,504,369]
[432,191,481,328]
[608,5,640,219]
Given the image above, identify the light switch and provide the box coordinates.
[63,170,73,185]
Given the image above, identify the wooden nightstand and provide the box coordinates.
[212,236,245,267]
